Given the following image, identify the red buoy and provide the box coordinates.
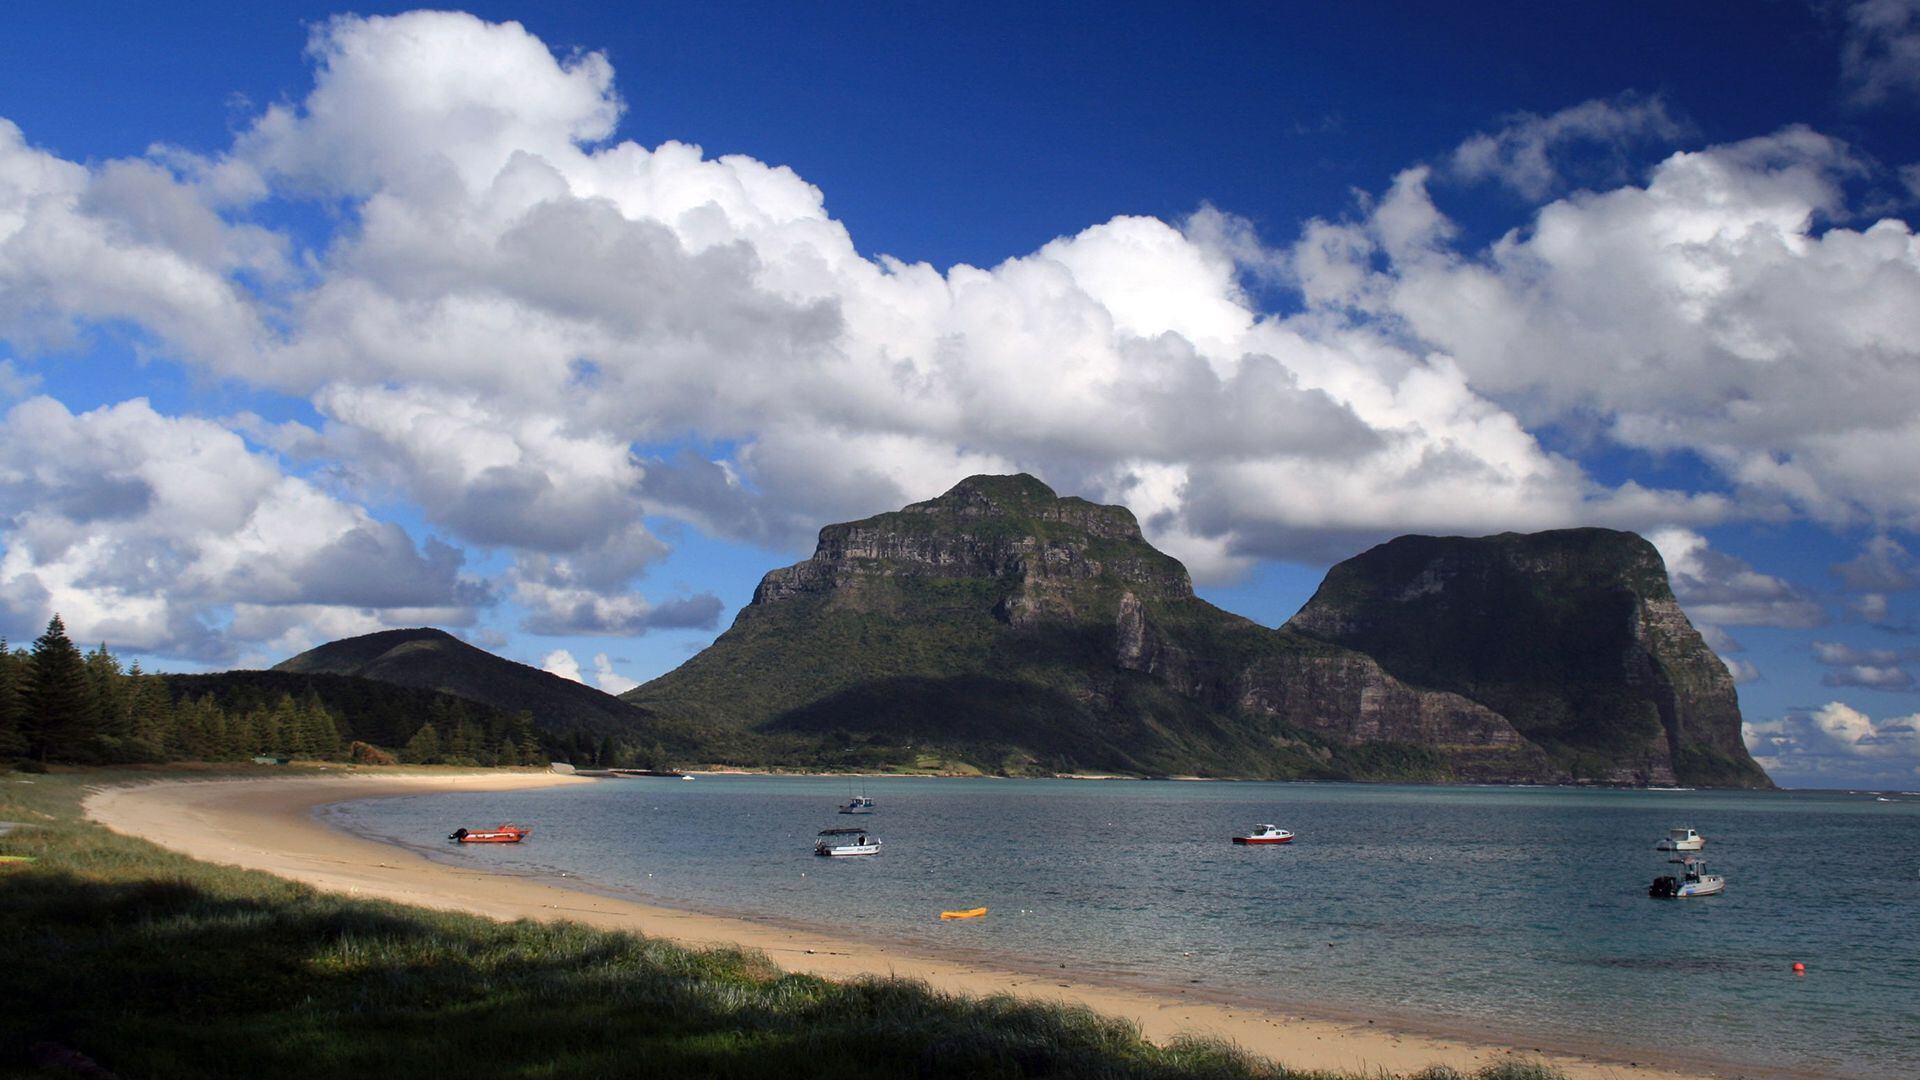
[1792,962,1806,974]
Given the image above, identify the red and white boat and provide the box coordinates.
[449,824,530,844]
[1232,824,1294,845]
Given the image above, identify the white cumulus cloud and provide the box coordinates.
[0,395,482,660]
[0,12,1735,589]
[591,653,638,695]
[1451,94,1685,200]
[1746,700,1920,785]
[541,648,583,683]
[1296,128,1920,532]
[1649,528,1827,629]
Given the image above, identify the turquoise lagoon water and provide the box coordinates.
[322,778,1920,1078]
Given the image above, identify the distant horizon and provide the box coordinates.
[4,4,1919,787]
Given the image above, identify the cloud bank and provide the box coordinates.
[1746,700,1920,786]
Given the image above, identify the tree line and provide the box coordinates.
[0,616,548,768]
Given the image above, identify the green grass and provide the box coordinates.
[0,768,1568,1078]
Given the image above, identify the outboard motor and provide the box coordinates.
[1649,875,1678,898]
[448,828,468,842]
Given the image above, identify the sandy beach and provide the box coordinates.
[84,770,1722,1079]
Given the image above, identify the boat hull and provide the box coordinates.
[1232,835,1293,844]
[1650,874,1724,898]
[940,907,987,920]
[815,845,880,857]
[1655,839,1704,851]
[451,827,529,844]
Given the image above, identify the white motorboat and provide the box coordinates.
[1649,855,1724,898]
[1655,826,1705,851]
[1232,824,1294,845]
[815,827,881,856]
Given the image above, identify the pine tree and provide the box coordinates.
[84,643,130,736]
[269,695,301,757]
[0,639,26,758]
[85,642,137,760]
[210,698,242,760]
[204,706,236,761]
[24,615,96,762]
[295,690,343,758]
[167,696,202,759]
[513,713,543,765]
[266,694,303,757]
[129,673,175,754]
[242,706,274,757]
[403,722,441,764]
[171,695,226,761]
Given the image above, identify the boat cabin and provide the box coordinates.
[1232,823,1295,844]
[1656,826,1705,851]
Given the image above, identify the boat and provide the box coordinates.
[1655,826,1705,851]
[815,827,881,857]
[1232,824,1294,845]
[448,824,530,844]
[1649,855,1724,898]
[839,793,876,814]
[940,907,987,920]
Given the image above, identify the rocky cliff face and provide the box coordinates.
[627,476,1768,786]
[1285,529,1770,787]
[750,474,1192,617]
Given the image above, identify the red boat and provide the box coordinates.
[1232,824,1294,845]
[449,824,530,843]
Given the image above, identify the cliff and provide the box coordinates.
[628,475,1758,783]
[1285,530,1770,787]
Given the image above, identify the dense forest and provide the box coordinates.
[0,615,636,769]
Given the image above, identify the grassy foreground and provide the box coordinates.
[0,769,1564,1079]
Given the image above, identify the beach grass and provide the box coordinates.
[1,768,1566,1079]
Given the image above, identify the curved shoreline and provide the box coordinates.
[86,770,1744,1079]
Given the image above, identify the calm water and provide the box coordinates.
[323,778,1920,1078]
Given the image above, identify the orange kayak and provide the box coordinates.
[449,824,530,843]
[940,907,987,920]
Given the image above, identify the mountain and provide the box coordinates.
[1284,529,1770,787]
[630,472,1360,777]
[626,473,1765,784]
[273,627,652,736]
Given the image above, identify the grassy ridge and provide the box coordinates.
[1,768,1565,1079]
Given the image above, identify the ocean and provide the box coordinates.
[321,777,1920,1078]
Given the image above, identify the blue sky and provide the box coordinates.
[3,2,1920,787]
